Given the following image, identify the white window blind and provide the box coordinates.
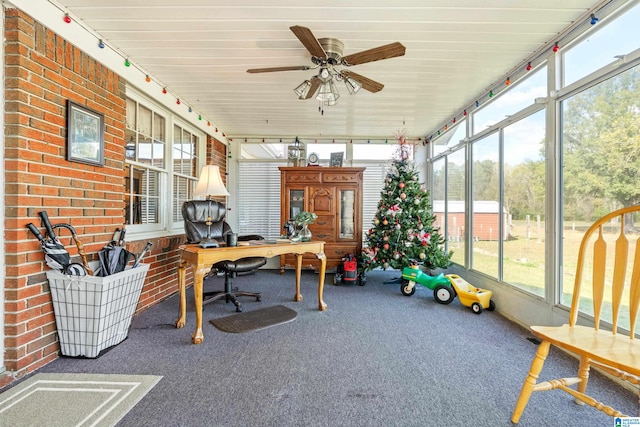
[237,162,286,240]
[353,162,389,245]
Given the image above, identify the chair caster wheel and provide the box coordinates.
[256,296,262,301]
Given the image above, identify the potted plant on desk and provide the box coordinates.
[292,211,317,242]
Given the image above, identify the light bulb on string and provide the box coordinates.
[63,13,71,24]
[176,99,181,105]
[552,42,559,52]
[98,39,105,49]
[590,14,599,25]
[124,58,131,67]
[506,77,511,86]
[526,62,532,71]
[162,87,167,94]
[475,100,479,108]
[452,118,456,124]
[489,90,494,98]
[145,75,151,83]
[463,110,467,116]
[198,115,202,120]
[188,106,192,112]
[207,121,211,126]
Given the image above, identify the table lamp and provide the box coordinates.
[193,165,230,248]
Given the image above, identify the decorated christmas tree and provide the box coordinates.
[362,134,452,272]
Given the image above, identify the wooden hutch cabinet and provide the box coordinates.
[279,166,365,272]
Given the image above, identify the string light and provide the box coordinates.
[590,13,599,25]
[444,125,448,131]
[489,90,494,98]
[145,75,151,82]
[162,87,167,94]
[475,100,479,107]
[124,58,130,67]
[188,106,192,112]
[98,39,105,49]
[63,13,71,24]
[207,122,211,126]
[526,62,532,71]
[452,118,456,124]
[552,42,559,52]
[505,77,511,86]
[176,99,180,105]
[463,110,467,116]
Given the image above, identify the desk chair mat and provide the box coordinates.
[210,305,297,333]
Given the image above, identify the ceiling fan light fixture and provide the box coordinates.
[316,79,340,105]
[344,76,362,95]
[294,80,312,99]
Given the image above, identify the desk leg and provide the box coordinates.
[316,252,327,311]
[192,267,206,344]
[175,260,187,329]
[293,253,303,302]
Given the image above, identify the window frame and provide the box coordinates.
[125,87,206,237]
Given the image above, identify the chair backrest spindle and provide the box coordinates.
[569,205,640,337]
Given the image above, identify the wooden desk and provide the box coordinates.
[175,240,327,344]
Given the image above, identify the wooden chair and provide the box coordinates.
[512,205,640,424]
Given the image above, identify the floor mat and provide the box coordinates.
[210,305,297,333]
[0,373,161,427]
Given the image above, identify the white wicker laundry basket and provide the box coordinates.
[46,262,149,358]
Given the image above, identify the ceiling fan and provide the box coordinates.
[247,26,406,104]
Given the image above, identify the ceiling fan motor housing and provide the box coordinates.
[318,38,344,64]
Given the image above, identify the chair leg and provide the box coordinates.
[511,340,551,424]
[575,355,591,405]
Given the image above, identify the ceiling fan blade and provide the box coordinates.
[290,25,327,59]
[247,65,310,73]
[342,42,406,66]
[303,77,322,99]
[341,70,384,93]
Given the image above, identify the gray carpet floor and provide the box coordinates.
[38,269,638,426]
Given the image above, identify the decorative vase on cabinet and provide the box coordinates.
[279,166,365,273]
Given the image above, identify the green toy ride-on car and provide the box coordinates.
[400,260,496,314]
[400,261,455,304]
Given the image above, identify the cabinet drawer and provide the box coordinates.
[322,172,361,184]
[310,216,335,240]
[325,244,359,259]
[285,173,320,184]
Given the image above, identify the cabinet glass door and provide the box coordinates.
[289,189,305,220]
[339,189,355,239]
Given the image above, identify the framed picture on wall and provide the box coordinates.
[330,152,344,167]
[66,100,105,166]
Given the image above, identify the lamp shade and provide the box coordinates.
[194,165,230,197]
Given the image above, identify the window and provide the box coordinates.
[237,162,285,240]
[172,124,200,223]
[563,3,640,87]
[502,110,546,296]
[445,148,466,266]
[473,66,547,134]
[561,64,640,312]
[432,119,466,157]
[471,132,500,277]
[125,92,203,233]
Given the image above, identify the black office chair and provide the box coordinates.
[182,200,266,312]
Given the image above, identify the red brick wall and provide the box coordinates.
[2,8,224,386]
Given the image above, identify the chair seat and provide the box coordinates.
[532,324,640,376]
[214,257,266,273]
